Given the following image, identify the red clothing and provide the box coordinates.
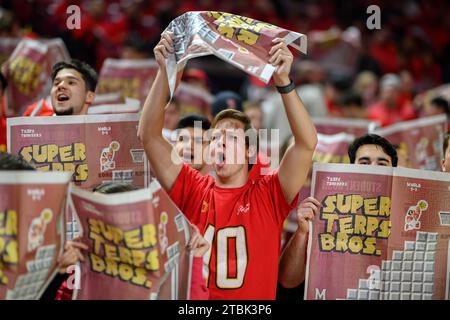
[0,98,7,151]
[190,256,209,300]
[169,164,297,300]
[22,99,54,117]
[368,100,416,127]
[248,153,271,180]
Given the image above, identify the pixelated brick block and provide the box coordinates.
[401,272,412,282]
[427,233,438,243]
[424,262,435,272]
[412,283,423,293]
[389,292,400,300]
[412,272,423,282]
[425,252,435,261]
[413,261,424,272]
[412,293,422,300]
[381,271,391,281]
[391,282,401,292]
[392,261,402,271]
[359,279,369,290]
[402,261,413,271]
[416,242,426,251]
[423,294,433,300]
[391,271,401,281]
[416,232,428,242]
[368,290,380,300]
[414,251,425,261]
[393,251,403,260]
[401,282,412,292]
[382,260,391,270]
[347,289,358,299]
[404,241,415,251]
[423,272,434,283]
[426,243,437,252]
[403,251,414,261]
[423,283,434,294]
[400,293,411,300]
[358,289,369,300]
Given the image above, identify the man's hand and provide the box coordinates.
[296,197,321,234]
[187,222,210,258]
[153,32,174,70]
[269,38,294,87]
[57,239,88,274]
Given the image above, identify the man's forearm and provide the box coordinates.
[281,89,317,151]
[278,230,308,288]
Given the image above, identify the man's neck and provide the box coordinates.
[215,168,248,188]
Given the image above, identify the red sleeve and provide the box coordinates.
[168,164,213,226]
[261,171,300,227]
[189,256,209,300]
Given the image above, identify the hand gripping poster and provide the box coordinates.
[68,180,192,299]
[163,11,307,96]
[0,171,71,300]
[7,114,150,190]
[305,163,450,300]
[371,115,447,171]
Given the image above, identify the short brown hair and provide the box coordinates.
[211,109,258,169]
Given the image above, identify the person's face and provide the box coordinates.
[51,68,94,115]
[381,86,399,106]
[442,138,450,172]
[175,127,208,171]
[163,102,180,131]
[423,103,445,117]
[355,144,392,166]
[245,107,263,131]
[209,118,252,179]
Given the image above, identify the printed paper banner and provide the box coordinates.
[0,171,71,300]
[371,115,447,170]
[305,163,450,300]
[4,38,69,115]
[175,82,212,117]
[164,11,307,96]
[68,181,192,299]
[96,58,158,106]
[7,114,150,190]
[284,133,354,235]
[312,117,379,136]
[0,38,21,72]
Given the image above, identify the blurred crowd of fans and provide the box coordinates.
[0,0,449,131]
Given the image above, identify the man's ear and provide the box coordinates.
[85,91,95,105]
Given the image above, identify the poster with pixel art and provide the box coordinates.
[7,114,150,190]
[68,181,192,300]
[0,171,71,300]
[305,163,450,300]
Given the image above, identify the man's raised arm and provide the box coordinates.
[270,38,318,204]
[138,32,182,191]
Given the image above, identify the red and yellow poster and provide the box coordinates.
[0,171,71,300]
[68,181,192,299]
[372,115,447,170]
[7,114,150,190]
[96,58,158,106]
[305,163,450,300]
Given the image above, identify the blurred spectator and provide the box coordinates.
[368,73,416,126]
[120,32,153,59]
[353,71,378,107]
[182,68,210,91]
[337,91,367,119]
[243,101,264,131]
[324,73,352,116]
[163,97,181,134]
[211,90,243,118]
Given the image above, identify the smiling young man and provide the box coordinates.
[278,133,397,290]
[138,32,317,299]
[23,59,97,116]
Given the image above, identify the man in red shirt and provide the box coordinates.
[138,32,318,299]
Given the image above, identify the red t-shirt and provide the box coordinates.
[169,164,298,300]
